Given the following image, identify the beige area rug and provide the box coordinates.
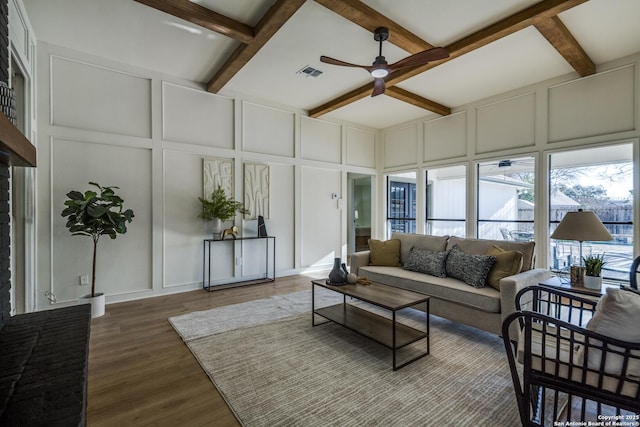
[170,290,522,426]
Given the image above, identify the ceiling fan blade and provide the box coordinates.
[388,47,449,71]
[372,78,385,97]
[320,56,371,70]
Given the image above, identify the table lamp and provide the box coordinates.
[551,209,613,285]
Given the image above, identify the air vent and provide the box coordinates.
[297,66,323,78]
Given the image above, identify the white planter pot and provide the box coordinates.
[211,218,223,240]
[79,293,105,318]
[583,275,602,291]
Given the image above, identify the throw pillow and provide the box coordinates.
[445,245,496,288]
[368,239,401,266]
[585,287,640,376]
[403,247,448,278]
[485,245,524,290]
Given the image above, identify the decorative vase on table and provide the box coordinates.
[211,218,223,240]
[328,258,348,285]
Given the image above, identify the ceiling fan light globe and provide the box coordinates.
[371,68,388,78]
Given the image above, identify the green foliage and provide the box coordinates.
[198,186,247,222]
[583,253,606,277]
[61,182,134,296]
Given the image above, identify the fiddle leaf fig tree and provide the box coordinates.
[61,182,135,297]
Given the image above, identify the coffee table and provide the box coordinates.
[311,279,430,371]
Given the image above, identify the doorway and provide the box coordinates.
[347,173,373,256]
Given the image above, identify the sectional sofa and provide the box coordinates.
[349,232,552,337]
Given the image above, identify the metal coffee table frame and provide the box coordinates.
[312,279,430,371]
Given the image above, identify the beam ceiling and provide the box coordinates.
[135,0,594,122]
[207,0,306,93]
[133,0,254,44]
[310,0,591,118]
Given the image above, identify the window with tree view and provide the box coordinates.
[549,144,633,281]
[477,156,535,241]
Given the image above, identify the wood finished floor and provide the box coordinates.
[87,275,318,427]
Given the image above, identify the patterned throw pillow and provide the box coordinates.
[403,247,448,277]
[445,245,496,288]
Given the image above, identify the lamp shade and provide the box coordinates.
[550,209,613,242]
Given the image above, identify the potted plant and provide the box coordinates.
[198,186,247,239]
[61,182,134,317]
[583,253,606,290]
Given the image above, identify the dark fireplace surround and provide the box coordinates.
[0,2,91,425]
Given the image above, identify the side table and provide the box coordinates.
[202,236,275,291]
[539,276,606,297]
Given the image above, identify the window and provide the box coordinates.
[387,172,416,238]
[426,165,466,236]
[549,144,633,281]
[477,156,535,241]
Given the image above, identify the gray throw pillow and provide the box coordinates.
[445,245,496,288]
[403,247,448,278]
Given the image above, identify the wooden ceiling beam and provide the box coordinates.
[310,0,589,118]
[133,0,254,44]
[385,87,451,116]
[313,0,433,53]
[534,16,595,76]
[207,0,306,93]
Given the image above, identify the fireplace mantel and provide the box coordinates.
[0,112,35,167]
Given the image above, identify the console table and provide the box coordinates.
[202,236,275,291]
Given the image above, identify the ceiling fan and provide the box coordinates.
[320,27,449,97]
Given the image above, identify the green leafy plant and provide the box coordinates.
[583,253,607,277]
[198,186,248,221]
[61,182,134,297]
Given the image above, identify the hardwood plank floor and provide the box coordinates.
[87,274,319,426]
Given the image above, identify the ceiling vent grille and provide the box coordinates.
[297,66,323,78]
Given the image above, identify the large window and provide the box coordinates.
[549,144,633,281]
[426,165,466,236]
[477,156,535,241]
[387,172,416,238]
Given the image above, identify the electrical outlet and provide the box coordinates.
[79,274,90,286]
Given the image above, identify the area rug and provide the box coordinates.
[170,290,522,426]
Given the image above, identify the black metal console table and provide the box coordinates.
[202,236,276,291]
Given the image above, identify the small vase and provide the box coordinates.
[328,257,348,285]
[211,218,222,240]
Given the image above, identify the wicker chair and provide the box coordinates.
[502,284,640,426]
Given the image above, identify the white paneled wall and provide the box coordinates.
[50,138,152,301]
[162,82,234,149]
[300,166,342,269]
[423,112,467,162]
[50,57,152,138]
[548,65,636,142]
[35,42,377,307]
[475,92,536,153]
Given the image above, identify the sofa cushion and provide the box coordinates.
[445,245,495,288]
[446,236,535,271]
[390,232,449,266]
[368,239,401,266]
[403,247,448,278]
[359,265,501,313]
[485,245,523,290]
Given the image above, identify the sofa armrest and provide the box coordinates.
[349,251,370,276]
[500,268,553,338]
